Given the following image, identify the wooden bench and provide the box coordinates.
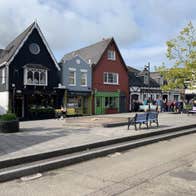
[128,112,159,130]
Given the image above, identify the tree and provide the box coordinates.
[158,22,196,91]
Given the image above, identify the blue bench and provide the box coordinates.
[148,112,159,127]
[128,112,159,130]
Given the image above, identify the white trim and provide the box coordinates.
[68,69,76,86]
[103,72,119,85]
[1,67,5,84]
[80,71,87,86]
[7,22,60,71]
[80,69,87,72]
[0,91,9,115]
[35,23,60,70]
[24,67,48,86]
[0,61,7,67]
[68,67,76,71]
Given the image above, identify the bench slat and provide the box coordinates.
[128,112,159,130]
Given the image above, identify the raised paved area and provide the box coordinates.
[0,112,195,161]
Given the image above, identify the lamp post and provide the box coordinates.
[145,62,150,110]
[12,83,15,113]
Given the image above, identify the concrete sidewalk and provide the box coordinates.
[0,112,195,162]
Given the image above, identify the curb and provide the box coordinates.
[0,126,196,182]
[0,124,196,169]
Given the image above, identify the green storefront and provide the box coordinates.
[94,91,120,114]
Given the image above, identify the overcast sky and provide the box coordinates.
[0,0,196,70]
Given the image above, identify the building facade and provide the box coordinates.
[0,22,63,119]
[60,55,92,115]
[61,38,129,115]
[92,39,129,114]
[150,72,181,101]
[128,66,162,111]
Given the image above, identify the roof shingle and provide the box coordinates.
[0,22,35,64]
[61,38,112,64]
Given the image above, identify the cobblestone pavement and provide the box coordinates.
[0,112,195,161]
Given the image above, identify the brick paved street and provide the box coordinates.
[0,112,195,161]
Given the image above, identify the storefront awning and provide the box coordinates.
[68,91,91,96]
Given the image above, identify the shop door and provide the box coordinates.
[95,96,102,114]
[15,97,24,118]
[83,97,88,115]
[120,96,126,113]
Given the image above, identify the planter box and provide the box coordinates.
[0,119,19,133]
[28,112,55,120]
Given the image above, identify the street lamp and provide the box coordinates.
[12,83,15,113]
[145,62,151,110]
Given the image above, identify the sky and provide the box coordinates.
[0,0,196,70]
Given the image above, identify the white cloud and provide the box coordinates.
[0,0,196,67]
[0,0,140,51]
[121,45,168,70]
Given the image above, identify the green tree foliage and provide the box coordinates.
[158,22,196,90]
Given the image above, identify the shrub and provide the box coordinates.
[0,113,17,121]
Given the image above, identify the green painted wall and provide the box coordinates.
[94,91,120,114]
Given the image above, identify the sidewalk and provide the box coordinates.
[0,112,195,161]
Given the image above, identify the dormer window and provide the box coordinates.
[24,64,48,86]
[107,50,116,60]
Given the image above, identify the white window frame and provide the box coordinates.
[104,72,119,85]
[68,68,76,86]
[80,69,87,87]
[24,68,48,86]
[1,67,5,84]
[107,50,116,60]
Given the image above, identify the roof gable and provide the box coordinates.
[61,37,127,71]
[61,38,112,65]
[128,66,160,88]
[102,38,128,71]
[0,22,60,70]
[62,55,89,65]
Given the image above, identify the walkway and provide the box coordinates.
[0,112,195,161]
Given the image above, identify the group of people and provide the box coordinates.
[132,97,196,113]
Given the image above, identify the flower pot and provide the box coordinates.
[0,119,19,133]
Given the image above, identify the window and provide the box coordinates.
[29,43,40,55]
[104,72,119,85]
[80,70,87,86]
[68,68,76,86]
[105,97,118,108]
[174,95,179,101]
[24,68,47,86]
[1,67,5,84]
[107,50,116,60]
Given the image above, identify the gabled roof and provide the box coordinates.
[0,22,60,70]
[127,65,160,88]
[60,54,89,65]
[61,38,112,65]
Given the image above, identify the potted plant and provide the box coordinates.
[0,113,19,133]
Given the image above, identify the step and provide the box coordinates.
[1,124,195,170]
[0,126,196,182]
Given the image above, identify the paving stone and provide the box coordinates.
[0,113,195,161]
